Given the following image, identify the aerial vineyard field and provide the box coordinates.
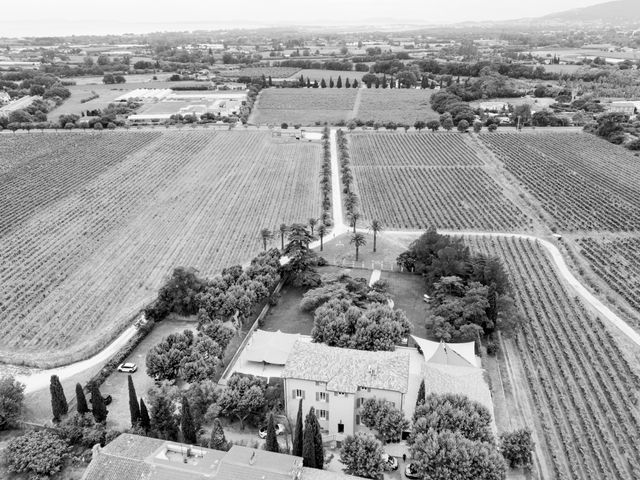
[0,130,322,367]
[348,133,530,231]
[480,132,640,232]
[251,88,358,125]
[576,236,640,314]
[355,89,439,124]
[218,66,301,78]
[467,235,640,480]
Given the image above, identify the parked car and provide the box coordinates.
[405,463,421,479]
[423,294,431,303]
[258,423,285,438]
[117,362,137,373]
[382,453,398,471]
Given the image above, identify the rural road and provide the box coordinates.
[14,321,140,394]
[8,128,639,394]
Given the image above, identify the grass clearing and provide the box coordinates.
[356,88,439,123]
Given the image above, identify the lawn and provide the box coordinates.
[380,271,429,339]
[261,286,315,335]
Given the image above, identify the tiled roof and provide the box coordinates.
[81,450,153,480]
[422,363,493,412]
[281,341,410,393]
[102,433,165,459]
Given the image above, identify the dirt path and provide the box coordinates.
[14,317,141,394]
[350,87,363,120]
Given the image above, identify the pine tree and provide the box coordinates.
[128,375,141,427]
[265,412,280,452]
[140,398,151,432]
[75,383,89,415]
[49,375,68,422]
[209,418,229,451]
[181,396,197,445]
[90,383,108,423]
[293,399,304,456]
[416,379,426,407]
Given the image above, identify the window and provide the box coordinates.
[318,392,328,402]
[357,386,371,392]
[357,398,366,408]
[315,381,326,386]
[355,415,361,425]
[334,391,346,397]
[293,389,305,399]
[317,409,329,421]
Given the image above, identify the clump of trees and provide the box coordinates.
[409,393,506,480]
[397,227,519,343]
[312,298,411,351]
[5,430,69,477]
[360,398,409,443]
[499,428,534,469]
[0,375,25,430]
[340,432,385,478]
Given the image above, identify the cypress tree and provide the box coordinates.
[417,379,426,407]
[140,398,151,432]
[268,75,273,87]
[329,77,335,88]
[75,383,89,415]
[128,375,141,427]
[50,375,68,422]
[90,383,108,423]
[151,395,178,441]
[302,408,316,468]
[181,396,197,445]
[312,411,324,469]
[336,76,342,88]
[353,79,359,88]
[345,78,351,88]
[320,78,326,88]
[265,412,279,453]
[292,398,304,456]
[209,418,229,451]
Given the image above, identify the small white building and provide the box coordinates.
[0,91,10,105]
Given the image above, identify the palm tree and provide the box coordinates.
[260,228,273,251]
[348,212,361,233]
[317,224,327,251]
[369,220,382,253]
[279,224,288,250]
[308,218,318,236]
[350,233,367,261]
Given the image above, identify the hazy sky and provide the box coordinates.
[1,0,607,37]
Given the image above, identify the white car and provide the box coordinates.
[117,362,138,373]
[258,423,285,438]
[423,294,431,303]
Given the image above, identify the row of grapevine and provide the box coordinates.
[0,131,323,367]
[349,131,484,167]
[576,236,640,313]
[480,133,640,232]
[467,235,640,480]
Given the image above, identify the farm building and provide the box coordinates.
[82,433,357,480]
[606,102,636,115]
[479,101,508,112]
[115,89,173,103]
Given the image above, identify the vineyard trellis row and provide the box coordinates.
[0,130,323,367]
[467,234,640,480]
[346,132,530,231]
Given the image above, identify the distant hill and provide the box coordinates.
[542,0,640,24]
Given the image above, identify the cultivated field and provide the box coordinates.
[480,132,640,232]
[251,88,358,125]
[576,236,640,314]
[468,234,640,480]
[286,69,366,83]
[219,67,302,78]
[0,130,322,367]
[355,89,439,123]
[348,133,531,231]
